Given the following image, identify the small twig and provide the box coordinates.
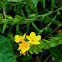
[3,9,6,19]
[44,24,62,38]
[32,22,40,32]
[44,55,51,62]
[26,23,30,35]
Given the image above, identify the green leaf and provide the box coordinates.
[7,0,22,2]
[2,23,7,33]
[50,0,55,11]
[25,4,30,14]
[40,40,50,49]
[16,23,19,34]
[32,0,39,7]
[35,45,43,52]
[12,15,22,25]
[0,53,3,62]
[29,49,33,54]
[49,47,62,62]
[21,9,25,19]
[32,45,39,54]
[28,14,36,18]
[0,35,15,62]
[59,0,62,7]
[29,45,40,54]
[0,13,3,18]
[6,15,13,19]
[40,0,45,8]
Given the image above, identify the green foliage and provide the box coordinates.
[32,0,39,8]
[50,0,55,11]
[28,34,62,55]
[0,0,62,62]
[0,35,16,62]
[19,54,32,61]
[49,47,62,62]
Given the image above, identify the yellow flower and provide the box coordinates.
[26,32,41,45]
[20,51,26,55]
[18,40,30,54]
[14,33,26,43]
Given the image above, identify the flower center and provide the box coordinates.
[32,40,34,42]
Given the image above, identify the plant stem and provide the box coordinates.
[44,55,51,62]
[37,6,62,17]
[0,7,62,25]
[26,23,30,35]
[44,24,62,38]
[32,22,40,32]
[3,9,6,19]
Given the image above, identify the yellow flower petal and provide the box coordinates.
[26,36,31,40]
[26,32,41,45]
[14,39,21,43]
[18,40,30,53]
[14,33,26,43]
[23,33,26,38]
[36,35,41,41]
[30,32,36,37]
[14,35,21,43]
[20,51,26,55]
[34,42,40,45]
[29,41,40,45]
[15,35,20,39]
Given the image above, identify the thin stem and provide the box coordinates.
[0,7,62,25]
[44,24,62,38]
[26,23,30,35]
[32,22,40,32]
[44,55,51,62]
[3,9,6,19]
[37,22,52,35]
[37,6,62,17]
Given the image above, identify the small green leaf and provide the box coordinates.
[2,23,7,33]
[32,45,39,54]
[28,14,36,18]
[25,4,30,14]
[16,23,19,34]
[6,15,13,19]
[7,0,22,2]
[29,48,33,54]
[50,0,55,11]
[0,13,3,18]
[32,0,39,7]
[21,9,25,19]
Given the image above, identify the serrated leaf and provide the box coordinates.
[32,45,39,54]
[35,45,43,52]
[29,48,33,54]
